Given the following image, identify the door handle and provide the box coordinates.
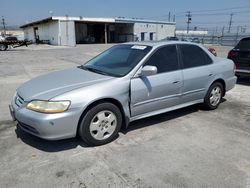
[172,80,180,84]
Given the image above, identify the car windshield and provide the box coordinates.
[80,44,152,77]
[235,38,250,50]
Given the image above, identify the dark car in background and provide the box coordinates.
[166,36,179,41]
[4,36,18,41]
[228,37,250,76]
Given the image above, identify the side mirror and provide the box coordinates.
[140,66,157,77]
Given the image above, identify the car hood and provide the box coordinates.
[17,68,113,101]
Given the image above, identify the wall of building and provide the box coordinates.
[59,20,76,46]
[23,21,59,45]
[134,23,175,41]
[22,18,176,46]
[113,23,134,42]
[156,24,176,40]
[23,27,35,42]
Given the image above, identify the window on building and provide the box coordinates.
[141,33,145,41]
[179,44,213,69]
[149,33,154,41]
[144,45,179,74]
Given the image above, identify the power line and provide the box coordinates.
[175,5,250,14]
[175,10,250,18]
[146,6,250,19]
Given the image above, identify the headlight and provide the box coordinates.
[26,100,71,113]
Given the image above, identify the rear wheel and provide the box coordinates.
[0,44,7,51]
[78,102,122,146]
[203,82,223,110]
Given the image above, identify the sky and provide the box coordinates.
[1,0,250,32]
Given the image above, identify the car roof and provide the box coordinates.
[125,41,201,48]
[125,40,216,61]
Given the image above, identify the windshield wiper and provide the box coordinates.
[78,65,110,76]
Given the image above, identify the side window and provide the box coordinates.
[180,44,212,69]
[144,45,179,73]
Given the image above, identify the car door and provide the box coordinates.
[130,45,183,117]
[178,44,215,104]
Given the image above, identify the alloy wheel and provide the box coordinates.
[89,110,117,140]
[209,86,222,106]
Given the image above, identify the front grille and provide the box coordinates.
[18,122,40,135]
[15,94,25,107]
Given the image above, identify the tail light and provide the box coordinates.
[228,50,238,59]
[208,47,217,56]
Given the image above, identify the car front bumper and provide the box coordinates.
[10,96,82,140]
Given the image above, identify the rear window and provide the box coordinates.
[235,38,250,50]
[180,44,213,69]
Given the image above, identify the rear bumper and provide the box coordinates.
[225,76,237,92]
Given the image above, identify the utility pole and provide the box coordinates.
[65,14,69,45]
[1,16,6,36]
[235,25,240,45]
[221,26,225,45]
[242,25,247,33]
[222,26,225,36]
[168,12,171,22]
[228,13,233,33]
[173,15,175,22]
[186,11,192,34]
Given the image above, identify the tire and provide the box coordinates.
[78,102,122,146]
[203,82,223,110]
[0,44,7,51]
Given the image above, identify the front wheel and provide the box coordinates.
[78,102,122,146]
[203,82,223,110]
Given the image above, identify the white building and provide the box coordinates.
[20,16,176,46]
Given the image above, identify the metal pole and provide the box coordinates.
[221,26,225,45]
[65,14,69,45]
[104,24,107,44]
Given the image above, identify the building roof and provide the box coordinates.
[20,16,176,28]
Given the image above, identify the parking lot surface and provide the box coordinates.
[0,44,250,188]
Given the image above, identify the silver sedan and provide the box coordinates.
[9,41,237,146]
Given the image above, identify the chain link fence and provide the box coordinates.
[176,33,250,46]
